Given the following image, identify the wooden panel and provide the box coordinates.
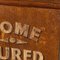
[33,0,60,3]
[0,1,60,9]
[0,5,59,60]
[0,0,60,3]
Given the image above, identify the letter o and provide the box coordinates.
[0,21,12,33]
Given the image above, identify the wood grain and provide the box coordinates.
[0,5,59,60]
[0,1,60,9]
[0,0,59,60]
[0,0,60,3]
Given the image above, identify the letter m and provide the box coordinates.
[15,22,29,37]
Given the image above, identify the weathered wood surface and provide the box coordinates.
[0,1,60,9]
[0,5,59,60]
[0,0,59,60]
[0,0,60,3]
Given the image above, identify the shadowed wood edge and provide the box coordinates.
[0,1,60,9]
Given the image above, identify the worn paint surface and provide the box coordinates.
[0,5,59,60]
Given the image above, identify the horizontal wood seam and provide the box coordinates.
[0,1,60,9]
